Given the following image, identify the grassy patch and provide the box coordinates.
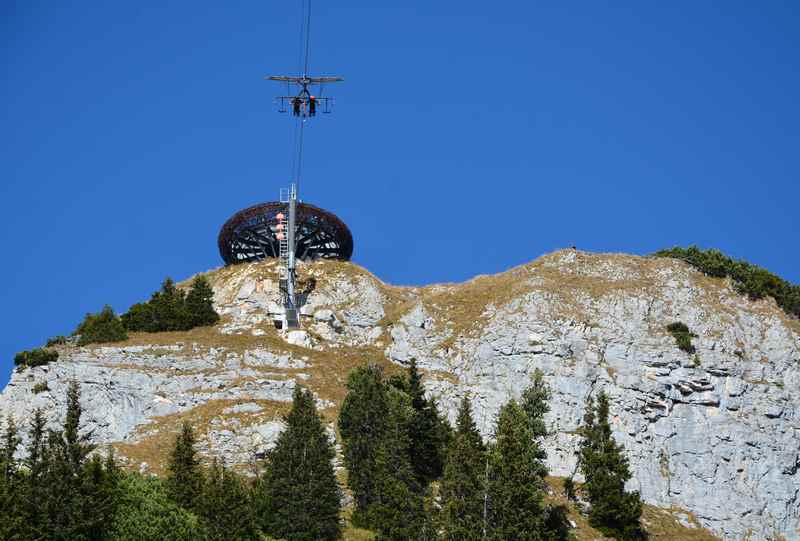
[113,398,292,475]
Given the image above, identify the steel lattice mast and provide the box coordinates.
[268,0,343,329]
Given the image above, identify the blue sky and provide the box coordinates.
[1,1,798,386]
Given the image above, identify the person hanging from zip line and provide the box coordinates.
[308,95,317,116]
[292,96,302,117]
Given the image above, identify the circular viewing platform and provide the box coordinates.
[218,202,353,265]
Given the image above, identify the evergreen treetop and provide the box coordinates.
[74,305,128,346]
[111,474,206,541]
[364,384,428,541]
[440,396,486,541]
[185,276,220,328]
[404,359,451,484]
[577,391,644,541]
[338,363,431,539]
[0,416,24,541]
[199,458,259,541]
[166,421,204,512]
[520,368,551,480]
[122,276,220,333]
[257,386,342,541]
[521,368,551,440]
[486,399,547,541]
[338,363,390,515]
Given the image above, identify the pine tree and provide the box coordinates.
[185,276,220,328]
[338,363,390,518]
[440,397,486,541]
[521,369,550,440]
[486,400,547,541]
[521,371,572,540]
[82,452,120,540]
[200,459,259,541]
[0,416,20,481]
[120,300,154,332]
[577,391,644,541]
[362,385,428,541]
[41,381,100,540]
[0,416,24,540]
[405,359,451,484]
[124,278,190,332]
[339,364,431,539]
[166,421,204,511]
[23,408,48,539]
[64,379,95,470]
[257,386,342,541]
[74,305,128,345]
[520,369,551,480]
[151,278,190,332]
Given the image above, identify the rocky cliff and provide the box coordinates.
[1,250,798,540]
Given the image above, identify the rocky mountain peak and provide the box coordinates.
[2,249,798,540]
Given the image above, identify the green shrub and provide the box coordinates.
[666,322,696,354]
[46,335,68,347]
[32,381,49,394]
[122,277,219,333]
[14,348,58,370]
[74,305,128,346]
[655,246,800,319]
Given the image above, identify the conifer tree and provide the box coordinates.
[41,381,101,539]
[110,474,206,541]
[0,416,24,540]
[520,369,551,481]
[440,397,486,541]
[82,452,120,540]
[257,386,342,541]
[200,459,259,541]
[151,278,190,332]
[339,364,430,539]
[64,379,95,470]
[486,400,547,541]
[521,369,550,439]
[362,385,428,541]
[166,421,204,511]
[338,363,390,518]
[74,305,128,345]
[577,391,644,541]
[185,276,220,328]
[0,416,20,481]
[521,371,572,540]
[405,359,451,484]
[124,278,190,332]
[23,408,48,539]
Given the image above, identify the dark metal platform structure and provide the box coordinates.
[218,201,353,266]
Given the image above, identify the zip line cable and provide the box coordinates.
[302,0,313,76]
[292,0,313,193]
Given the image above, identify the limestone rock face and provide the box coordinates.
[1,251,798,540]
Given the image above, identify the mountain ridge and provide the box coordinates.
[1,249,798,540]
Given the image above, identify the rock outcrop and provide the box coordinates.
[1,251,798,540]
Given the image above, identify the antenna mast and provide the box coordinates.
[268,0,343,329]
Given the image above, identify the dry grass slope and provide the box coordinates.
[78,249,796,540]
